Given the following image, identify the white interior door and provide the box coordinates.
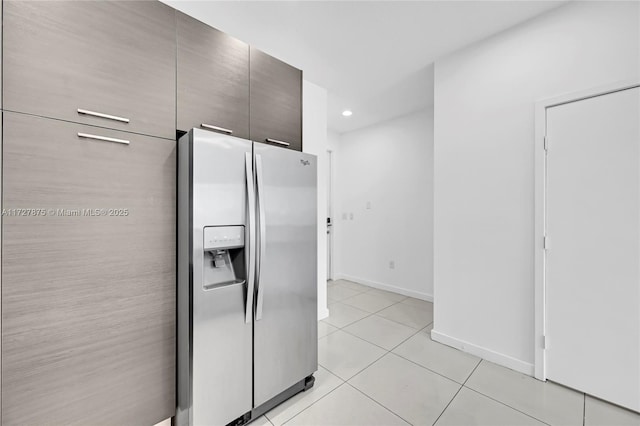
[545,86,640,412]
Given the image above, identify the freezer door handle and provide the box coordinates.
[245,153,256,324]
[255,154,266,321]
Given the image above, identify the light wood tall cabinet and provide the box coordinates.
[2,0,176,139]
[1,112,176,425]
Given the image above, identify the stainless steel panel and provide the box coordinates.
[177,129,253,426]
[253,143,318,407]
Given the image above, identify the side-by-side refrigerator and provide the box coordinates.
[177,129,318,426]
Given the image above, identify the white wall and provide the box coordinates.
[303,80,330,320]
[334,108,434,300]
[433,1,640,374]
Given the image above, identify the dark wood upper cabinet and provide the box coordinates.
[177,13,250,138]
[250,47,303,151]
[2,1,176,140]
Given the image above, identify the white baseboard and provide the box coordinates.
[318,306,329,321]
[334,273,433,302]
[431,329,534,376]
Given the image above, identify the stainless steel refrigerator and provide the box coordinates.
[177,129,318,426]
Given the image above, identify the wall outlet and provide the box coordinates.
[349,213,354,220]
[389,260,395,269]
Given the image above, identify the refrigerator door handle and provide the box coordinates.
[255,154,266,321]
[245,153,256,324]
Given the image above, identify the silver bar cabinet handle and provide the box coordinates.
[77,108,130,123]
[244,153,256,324]
[255,154,267,321]
[201,124,233,135]
[77,133,129,145]
[265,138,290,147]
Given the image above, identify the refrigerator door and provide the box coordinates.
[253,143,318,407]
[177,129,254,426]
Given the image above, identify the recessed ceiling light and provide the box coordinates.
[342,110,353,117]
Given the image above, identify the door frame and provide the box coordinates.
[533,80,640,381]
[326,149,334,281]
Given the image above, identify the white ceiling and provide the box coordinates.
[164,1,567,134]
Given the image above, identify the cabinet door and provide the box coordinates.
[177,13,250,139]
[3,1,176,139]
[250,48,303,151]
[2,112,176,425]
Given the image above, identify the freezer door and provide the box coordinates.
[253,143,318,407]
[177,129,254,426]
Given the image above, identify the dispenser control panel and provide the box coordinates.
[203,226,245,251]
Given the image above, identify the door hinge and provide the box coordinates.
[543,136,549,151]
[543,236,549,250]
[542,335,547,349]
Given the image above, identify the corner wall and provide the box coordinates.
[334,108,434,300]
[433,1,640,373]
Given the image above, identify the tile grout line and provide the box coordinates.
[334,325,426,382]
[457,363,554,426]
[328,282,575,426]
[338,318,428,354]
[329,284,481,399]
[324,296,408,331]
[390,343,481,387]
[337,279,431,306]
[336,323,449,425]
[387,323,431,352]
[329,285,480,386]
[279,381,347,426]
[457,360,554,426]
[331,280,417,306]
[345,382,413,425]
[322,282,449,425]
[460,387,553,426]
[326,290,430,332]
[323,286,438,381]
[323,292,432,359]
[431,359,483,425]
[302,284,407,425]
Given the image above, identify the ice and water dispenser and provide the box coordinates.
[203,226,246,290]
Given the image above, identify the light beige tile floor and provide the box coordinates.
[259,280,640,426]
